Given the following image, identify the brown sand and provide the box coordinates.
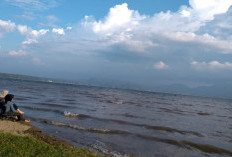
[0,120,31,136]
[0,120,70,146]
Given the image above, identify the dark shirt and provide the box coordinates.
[0,98,5,114]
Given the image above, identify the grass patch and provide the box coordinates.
[0,132,104,157]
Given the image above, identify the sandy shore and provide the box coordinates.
[0,120,70,146]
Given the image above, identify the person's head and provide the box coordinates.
[0,90,9,98]
[4,94,14,103]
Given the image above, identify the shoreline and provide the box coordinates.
[0,120,71,146]
[0,120,103,157]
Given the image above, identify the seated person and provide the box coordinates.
[0,90,9,114]
[4,94,30,123]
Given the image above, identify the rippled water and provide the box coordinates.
[0,78,232,157]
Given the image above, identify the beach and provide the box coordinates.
[0,120,71,146]
[0,120,103,157]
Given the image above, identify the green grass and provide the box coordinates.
[0,132,104,157]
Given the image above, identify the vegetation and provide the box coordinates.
[0,132,104,157]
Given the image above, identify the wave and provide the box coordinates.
[31,118,232,155]
[64,111,90,118]
[25,106,202,137]
[106,100,124,105]
[39,102,72,108]
[91,140,129,157]
[31,118,130,135]
[55,110,204,137]
[21,106,64,115]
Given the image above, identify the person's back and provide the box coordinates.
[4,101,17,114]
[0,97,5,114]
[0,90,9,114]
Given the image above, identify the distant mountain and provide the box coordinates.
[0,72,47,82]
[81,78,147,91]
[153,83,232,99]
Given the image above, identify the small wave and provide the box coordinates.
[21,106,64,115]
[91,141,129,157]
[197,112,212,116]
[158,107,188,115]
[64,111,90,118]
[32,118,130,135]
[40,103,71,108]
[30,118,232,155]
[106,100,124,105]
[61,98,76,102]
[62,112,203,137]
[136,134,232,155]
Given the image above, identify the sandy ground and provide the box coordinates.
[0,120,31,136]
[0,120,70,146]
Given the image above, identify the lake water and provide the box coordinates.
[0,78,231,157]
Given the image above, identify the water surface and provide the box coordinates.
[0,78,231,157]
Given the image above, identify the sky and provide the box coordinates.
[0,0,232,91]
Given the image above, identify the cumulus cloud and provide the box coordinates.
[17,25,29,35]
[154,61,169,70]
[22,29,49,44]
[162,32,232,53]
[89,3,145,33]
[81,1,232,54]
[191,61,232,70]
[85,1,232,34]
[189,0,232,20]
[0,19,16,37]
[66,26,72,30]
[9,50,26,56]
[3,0,231,77]
[52,28,65,35]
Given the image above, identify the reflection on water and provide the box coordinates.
[0,78,232,157]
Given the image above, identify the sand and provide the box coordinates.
[0,120,31,136]
[0,120,70,146]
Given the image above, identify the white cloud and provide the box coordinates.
[81,1,232,54]
[191,61,232,70]
[189,0,232,20]
[66,26,72,30]
[85,1,232,35]
[162,32,232,53]
[17,25,29,35]
[23,29,49,44]
[6,0,58,11]
[154,61,169,70]
[52,28,65,35]
[0,19,16,37]
[9,50,26,56]
[86,3,145,33]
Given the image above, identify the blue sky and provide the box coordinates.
[0,0,232,90]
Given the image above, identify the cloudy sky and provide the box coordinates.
[0,0,232,89]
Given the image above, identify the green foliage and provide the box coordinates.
[0,132,103,157]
